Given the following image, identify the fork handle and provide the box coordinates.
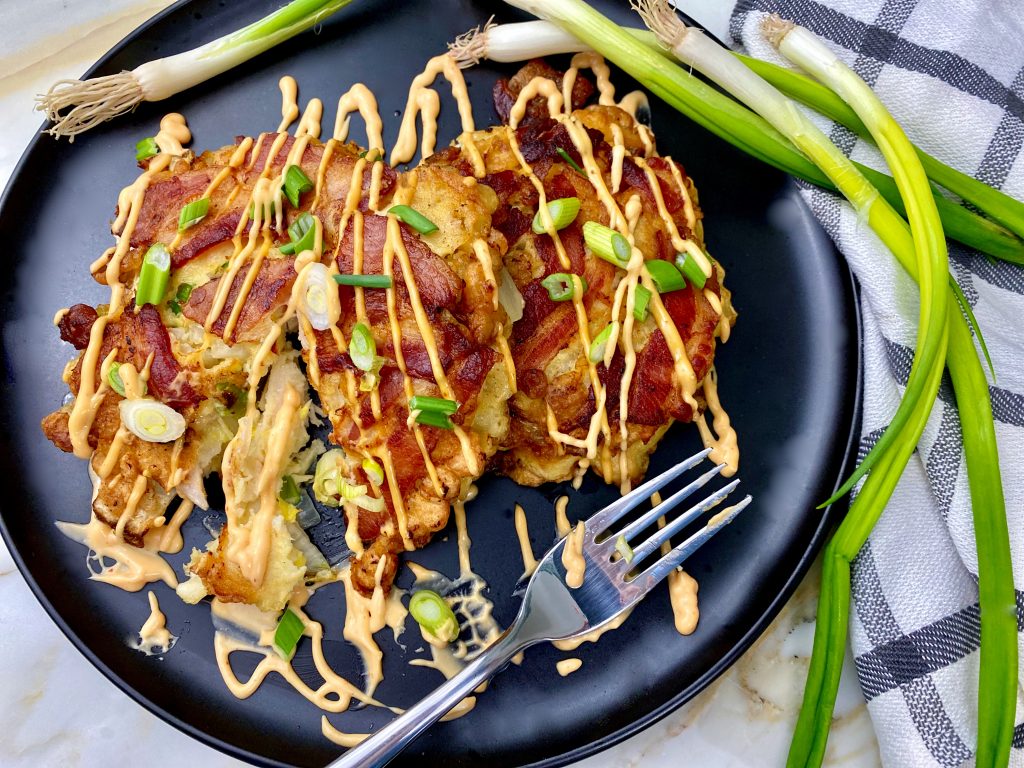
[326,627,528,768]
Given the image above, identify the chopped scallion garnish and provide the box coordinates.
[348,322,377,372]
[414,410,454,430]
[358,148,383,163]
[532,197,581,234]
[175,283,194,303]
[283,165,313,207]
[409,590,460,644]
[332,274,393,288]
[119,399,186,443]
[675,252,708,289]
[361,457,384,486]
[633,283,652,321]
[177,197,210,232]
[588,324,614,364]
[272,608,305,660]
[645,259,687,293]
[389,204,438,235]
[556,147,585,175]
[279,212,317,255]
[409,395,458,414]
[136,243,171,307]
[135,137,159,161]
[108,362,126,397]
[541,272,587,302]
[279,474,301,506]
[582,221,631,267]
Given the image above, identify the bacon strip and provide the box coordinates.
[120,302,201,410]
[183,256,296,342]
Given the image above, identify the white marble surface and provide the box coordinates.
[0,2,881,766]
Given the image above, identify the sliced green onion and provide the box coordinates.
[136,243,171,307]
[352,493,386,513]
[272,608,305,660]
[135,137,159,161]
[414,410,454,430]
[301,263,334,331]
[333,273,393,288]
[615,534,634,563]
[532,197,581,234]
[38,0,357,141]
[644,259,687,293]
[248,197,280,222]
[119,399,186,443]
[175,283,194,303]
[632,284,652,321]
[177,197,210,232]
[588,324,613,364]
[675,252,707,289]
[279,212,317,255]
[312,449,345,507]
[168,300,182,315]
[556,147,585,175]
[409,395,458,414]
[409,590,460,644]
[108,362,126,397]
[389,204,438,235]
[339,481,368,501]
[361,458,384,487]
[280,475,301,506]
[541,272,586,301]
[348,322,377,372]
[283,164,313,207]
[358,148,383,163]
[582,221,631,267]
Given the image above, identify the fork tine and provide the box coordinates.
[632,495,753,587]
[611,461,726,546]
[584,448,712,538]
[627,478,741,564]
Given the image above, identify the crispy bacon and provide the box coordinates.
[58,304,98,350]
[129,169,214,248]
[183,256,296,341]
[494,59,596,124]
[171,210,243,269]
[120,302,201,410]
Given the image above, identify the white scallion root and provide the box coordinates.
[761,14,796,47]
[35,72,145,141]
[631,0,688,49]
[448,15,496,69]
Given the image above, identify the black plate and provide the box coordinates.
[0,1,861,766]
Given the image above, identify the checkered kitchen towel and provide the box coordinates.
[724,0,1024,765]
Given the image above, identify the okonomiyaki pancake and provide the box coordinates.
[473,60,736,490]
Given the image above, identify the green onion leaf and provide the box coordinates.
[409,590,460,644]
[582,221,631,267]
[632,284,652,321]
[615,534,634,563]
[168,300,181,315]
[532,197,581,234]
[177,197,210,232]
[556,147,585,175]
[541,272,587,302]
[279,212,317,255]
[272,608,305,660]
[409,395,458,415]
[358,148,383,163]
[136,243,171,307]
[588,323,614,364]
[135,137,159,162]
[332,274,393,289]
[108,362,126,397]
[675,253,708,289]
[645,260,687,293]
[414,410,454,430]
[279,474,301,506]
[389,204,438,235]
[283,164,313,208]
[175,283,194,303]
[348,322,377,372]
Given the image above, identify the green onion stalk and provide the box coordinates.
[472,13,1024,265]
[37,0,355,140]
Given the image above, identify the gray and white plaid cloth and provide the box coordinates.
[722,0,1024,765]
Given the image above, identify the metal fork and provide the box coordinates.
[329,448,752,768]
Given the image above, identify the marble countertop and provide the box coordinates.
[0,2,880,766]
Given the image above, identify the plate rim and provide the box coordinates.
[0,1,864,765]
